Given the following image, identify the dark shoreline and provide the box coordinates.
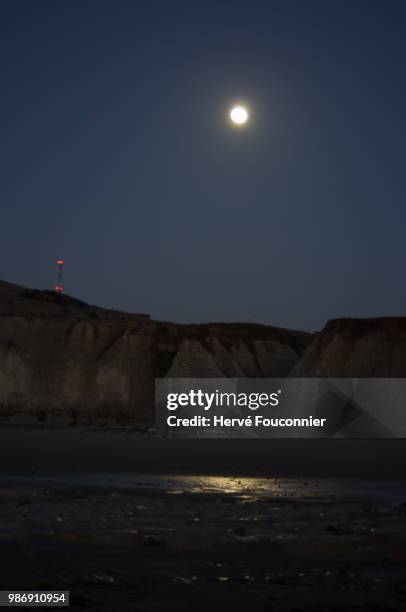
[0,428,406,479]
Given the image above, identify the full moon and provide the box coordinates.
[230,105,249,125]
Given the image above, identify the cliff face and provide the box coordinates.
[290,317,406,377]
[0,281,311,426]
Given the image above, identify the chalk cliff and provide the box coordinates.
[0,281,311,426]
[290,317,406,377]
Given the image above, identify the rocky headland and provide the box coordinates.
[291,317,406,377]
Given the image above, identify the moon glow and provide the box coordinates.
[230,105,249,125]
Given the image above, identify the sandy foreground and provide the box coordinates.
[0,475,405,611]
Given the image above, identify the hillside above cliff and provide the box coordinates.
[0,279,150,320]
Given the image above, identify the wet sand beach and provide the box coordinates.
[0,474,405,611]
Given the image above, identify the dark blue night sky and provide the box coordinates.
[1,1,406,330]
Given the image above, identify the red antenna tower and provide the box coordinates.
[55,259,64,295]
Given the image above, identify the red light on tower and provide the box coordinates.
[55,259,64,295]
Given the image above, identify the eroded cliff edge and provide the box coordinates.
[0,281,311,426]
[290,317,406,377]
